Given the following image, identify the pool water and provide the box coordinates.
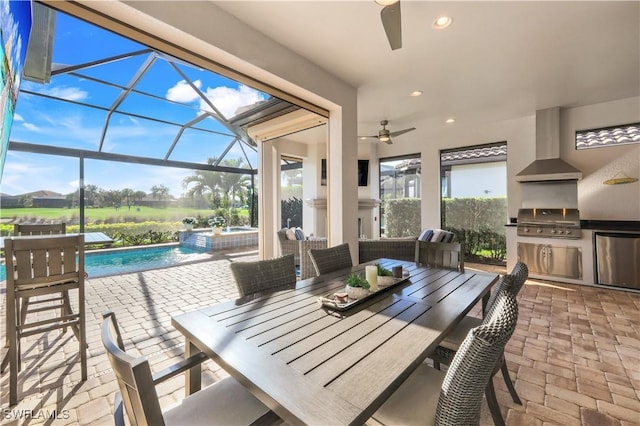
[1,245,211,280]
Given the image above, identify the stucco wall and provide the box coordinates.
[562,97,640,221]
[377,96,639,228]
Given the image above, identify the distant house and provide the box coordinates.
[0,193,22,208]
[1,190,71,209]
[32,195,70,208]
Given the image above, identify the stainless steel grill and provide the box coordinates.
[517,208,581,239]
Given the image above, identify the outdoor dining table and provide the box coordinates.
[171,257,499,425]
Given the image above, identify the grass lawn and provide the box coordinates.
[1,206,249,223]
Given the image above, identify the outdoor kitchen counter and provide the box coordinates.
[580,220,640,232]
[506,226,595,287]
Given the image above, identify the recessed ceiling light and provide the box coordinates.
[375,0,399,6]
[445,118,455,124]
[433,16,452,30]
[410,91,423,97]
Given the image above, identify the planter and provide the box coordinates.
[345,285,370,300]
[212,227,222,235]
[184,224,194,231]
[378,276,395,287]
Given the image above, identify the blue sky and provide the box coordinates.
[2,8,265,197]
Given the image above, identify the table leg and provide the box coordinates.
[185,339,201,396]
[482,292,490,317]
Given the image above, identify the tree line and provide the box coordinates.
[16,157,252,211]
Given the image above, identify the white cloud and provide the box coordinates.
[167,79,266,119]
[22,122,40,131]
[166,79,202,103]
[39,86,89,102]
[201,84,266,118]
[13,113,23,122]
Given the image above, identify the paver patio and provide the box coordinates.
[1,248,639,425]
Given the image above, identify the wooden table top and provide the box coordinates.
[172,258,499,426]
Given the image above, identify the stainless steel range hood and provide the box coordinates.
[516,107,583,182]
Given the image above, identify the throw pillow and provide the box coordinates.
[430,229,445,242]
[294,227,305,240]
[418,228,433,242]
[286,227,297,240]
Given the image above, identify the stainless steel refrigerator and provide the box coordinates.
[595,232,640,290]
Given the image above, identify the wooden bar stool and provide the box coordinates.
[1,234,87,406]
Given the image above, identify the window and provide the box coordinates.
[379,154,421,237]
[575,122,640,149]
[440,143,507,263]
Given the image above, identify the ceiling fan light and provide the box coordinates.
[379,135,390,142]
[375,0,399,6]
[433,16,452,29]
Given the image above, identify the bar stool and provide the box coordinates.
[1,234,87,406]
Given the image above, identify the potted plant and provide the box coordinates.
[376,264,395,286]
[345,273,370,299]
[208,216,226,235]
[182,216,197,231]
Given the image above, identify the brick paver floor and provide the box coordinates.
[1,251,639,425]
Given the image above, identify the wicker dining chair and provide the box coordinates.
[428,261,529,425]
[299,239,328,280]
[2,234,87,406]
[372,291,519,426]
[230,254,297,297]
[415,241,465,271]
[308,243,353,276]
[101,311,276,426]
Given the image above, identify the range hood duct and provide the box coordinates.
[516,107,583,182]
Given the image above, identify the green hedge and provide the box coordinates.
[447,227,506,261]
[442,197,507,234]
[443,197,507,261]
[384,198,421,237]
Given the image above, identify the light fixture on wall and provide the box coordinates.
[603,171,639,185]
[375,0,399,5]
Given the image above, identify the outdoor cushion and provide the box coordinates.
[418,228,434,242]
[442,231,455,243]
[294,227,305,240]
[286,228,297,240]
[430,229,445,242]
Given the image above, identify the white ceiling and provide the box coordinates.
[213,1,639,137]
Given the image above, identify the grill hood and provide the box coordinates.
[516,107,583,182]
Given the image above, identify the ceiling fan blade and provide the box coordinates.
[390,127,416,137]
[380,2,402,50]
[358,135,379,140]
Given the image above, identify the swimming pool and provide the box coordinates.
[0,245,212,281]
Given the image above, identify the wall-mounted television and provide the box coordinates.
[0,0,32,181]
[321,159,369,186]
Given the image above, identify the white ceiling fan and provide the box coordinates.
[359,120,416,144]
[376,0,402,50]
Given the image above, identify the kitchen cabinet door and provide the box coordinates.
[546,246,582,279]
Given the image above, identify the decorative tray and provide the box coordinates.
[317,273,410,312]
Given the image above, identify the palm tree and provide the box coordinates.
[218,158,251,209]
[183,157,222,209]
[183,158,250,215]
